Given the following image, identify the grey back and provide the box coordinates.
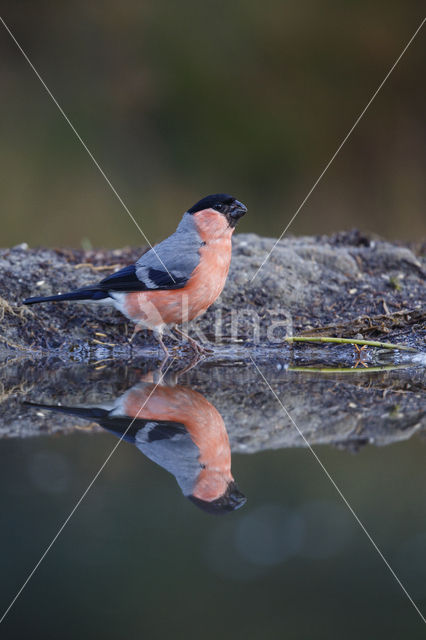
[136,213,202,287]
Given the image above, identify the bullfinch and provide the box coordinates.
[23,193,247,354]
[26,369,246,514]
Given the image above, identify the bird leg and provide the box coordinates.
[128,325,170,365]
[128,323,142,344]
[175,352,204,377]
[154,330,170,358]
[173,326,212,354]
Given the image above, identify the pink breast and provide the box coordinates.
[124,232,232,327]
[123,382,233,501]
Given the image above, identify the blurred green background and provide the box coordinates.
[0,1,425,249]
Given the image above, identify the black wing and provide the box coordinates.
[24,402,187,443]
[98,264,187,292]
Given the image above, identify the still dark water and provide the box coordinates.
[0,354,425,639]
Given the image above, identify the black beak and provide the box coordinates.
[224,482,247,511]
[228,200,247,227]
[230,200,247,219]
[188,480,247,515]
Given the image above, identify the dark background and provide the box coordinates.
[0,5,425,638]
[1,1,425,249]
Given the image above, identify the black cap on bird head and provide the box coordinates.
[187,480,247,515]
[188,193,247,228]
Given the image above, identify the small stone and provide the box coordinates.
[349,288,357,294]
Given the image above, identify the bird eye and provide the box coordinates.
[215,204,223,211]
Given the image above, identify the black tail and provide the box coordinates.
[24,401,141,442]
[24,401,109,421]
[23,288,108,305]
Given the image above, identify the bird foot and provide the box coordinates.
[128,325,141,344]
[173,327,213,355]
[192,342,213,355]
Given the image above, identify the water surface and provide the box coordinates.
[0,353,425,639]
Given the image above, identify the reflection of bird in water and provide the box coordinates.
[27,370,246,514]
